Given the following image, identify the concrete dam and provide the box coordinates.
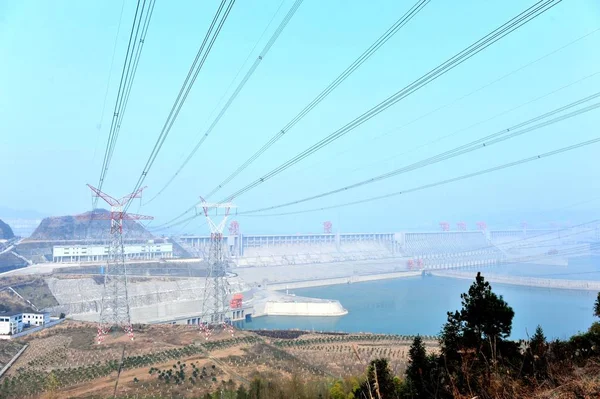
[178,227,593,270]
[12,226,596,325]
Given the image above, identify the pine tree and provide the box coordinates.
[438,272,516,397]
[460,272,514,345]
[406,335,430,398]
[440,310,462,363]
[530,325,546,356]
[525,325,548,380]
[594,292,600,318]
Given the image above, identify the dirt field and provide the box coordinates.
[0,322,438,398]
[0,340,24,370]
[271,332,439,377]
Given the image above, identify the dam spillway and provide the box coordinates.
[178,228,594,269]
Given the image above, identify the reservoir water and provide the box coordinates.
[240,257,600,340]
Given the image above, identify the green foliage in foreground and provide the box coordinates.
[194,273,600,399]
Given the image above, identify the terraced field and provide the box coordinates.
[0,322,438,398]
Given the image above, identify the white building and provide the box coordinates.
[22,312,50,327]
[0,312,23,335]
[52,242,173,263]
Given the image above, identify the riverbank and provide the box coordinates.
[429,270,600,291]
[266,270,421,290]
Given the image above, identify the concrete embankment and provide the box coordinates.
[266,270,421,291]
[250,290,347,317]
[0,344,28,378]
[429,270,600,291]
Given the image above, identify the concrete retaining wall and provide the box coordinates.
[430,271,600,291]
[267,271,421,291]
[0,344,27,378]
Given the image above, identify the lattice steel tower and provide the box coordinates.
[198,197,235,325]
[78,184,153,343]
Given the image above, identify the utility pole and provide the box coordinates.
[197,197,236,333]
[78,184,153,343]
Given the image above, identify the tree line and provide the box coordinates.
[198,272,600,399]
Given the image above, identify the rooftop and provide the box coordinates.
[0,311,23,317]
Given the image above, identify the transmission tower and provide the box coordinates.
[197,197,236,327]
[77,184,153,343]
[228,220,240,236]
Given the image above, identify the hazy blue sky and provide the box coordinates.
[1,0,599,234]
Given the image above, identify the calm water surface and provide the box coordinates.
[240,257,600,340]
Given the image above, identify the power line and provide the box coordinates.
[401,218,600,261]
[487,220,599,249]
[214,0,561,203]
[282,56,600,184]
[152,0,430,229]
[238,135,600,217]
[123,0,236,214]
[340,72,600,178]
[358,28,600,149]
[92,0,126,165]
[155,0,562,229]
[96,0,154,207]
[240,92,600,214]
[203,0,430,200]
[107,0,157,170]
[145,0,305,205]
[187,0,286,153]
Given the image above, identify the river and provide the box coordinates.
[239,257,600,340]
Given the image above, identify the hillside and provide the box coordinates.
[0,252,28,274]
[0,322,433,398]
[28,209,153,241]
[0,219,14,240]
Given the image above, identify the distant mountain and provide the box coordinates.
[0,219,15,240]
[0,206,46,219]
[29,209,153,241]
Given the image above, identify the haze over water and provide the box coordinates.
[241,257,600,340]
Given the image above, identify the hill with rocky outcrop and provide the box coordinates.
[0,219,14,239]
[28,209,153,240]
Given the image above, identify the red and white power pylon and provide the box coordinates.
[439,221,450,231]
[228,220,240,236]
[476,221,487,231]
[456,221,467,231]
[323,221,333,234]
[77,184,153,343]
[197,197,236,327]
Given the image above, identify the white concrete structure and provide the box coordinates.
[52,242,173,263]
[251,290,347,317]
[22,312,50,327]
[261,299,347,317]
[0,313,23,335]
